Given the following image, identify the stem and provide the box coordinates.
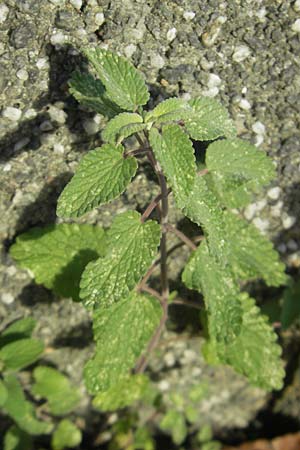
[140,188,172,223]
[171,298,203,310]
[165,224,197,251]
[124,147,151,158]
[197,168,209,176]
[141,285,163,304]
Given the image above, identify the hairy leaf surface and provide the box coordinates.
[145,98,192,124]
[84,292,162,393]
[184,97,236,140]
[57,144,137,218]
[84,48,149,110]
[102,112,146,144]
[51,420,82,450]
[0,339,44,371]
[10,224,106,301]
[149,125,196,208]
[206,138,276,208]
[80,211,160,310]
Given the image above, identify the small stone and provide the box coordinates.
[40,120,54,131]
[238,98,251,110]
[48,105,67,124]
[201,25,221,47]
[270,201,283,218]
[53,143,65,154]
[252,217,269,233]
[36,57,49,70]
[95,12,105,26]
[7,266,17,276]
[267,187,281,200]
[278,243,287,254]
[23,108,37,119]
[14,137,30,152]
[70,0,82,9]
[207,73,222,88]
[294,0,300,12]
[252,121,266,135]
[202,87,219,97]
[83,119,99,135]
[150,54,165,69]
[256,7,267,21]
[244,203,257,221]
[3,163,11,172]
[164,352,175,367]
[2,106,22,121]
[50,31,66,46]
[0,4,9,23]
[1,292,14,305]
[291,19,300,33]
[16,69,29,80]
[183,11,195,20]
[287,239,298,251]
[124,44,136,59]
[158,380,170,391]
[232,45,251,62]
[200,57,214,71]
[166,27,177,42]
[282,214,296,230]
[254,134,264,147]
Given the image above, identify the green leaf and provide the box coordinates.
[57,144,137,218]
[84,292,162,393]
[80,211,160,310]
[145,98,192,124]
[10,224,106,301]
[182,241,242,343]
[93,374,149,411]
[4,426,33,450]
[160,410,187,445]
[102,112,146,144]
[84,48,149,111]
[184,97,236,141]
[51,420,82,450]
[69,71,122,118]
[32,366,81,416]
[0,318,36,348]
[0,339,44,371]
[149,125,196,208]
[206,138,276,208]
[280,279,300,329]
[224,212,287,286]
[2,375,53,435]
[0,378,8,405]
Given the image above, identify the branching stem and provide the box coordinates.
[165,223,197,251]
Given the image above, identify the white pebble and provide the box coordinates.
[158,380,170,391]
[14,137,30,152]
[7,266,17,276]
[256,7,267,21]
[95,12,105,26]
[244,203,257,221]
[3,163,11,172]
[181,92,191,101]
[232,45,251,62]
[254,134,264,147]
[294,0,300,12]
[48,105,67,124]
[36,57,49,70]
[2,106,22,121]
[150,54,165,69]
[23,108,37,119]
[183,10,195,20]
[164,352,175,367]
[16,69,29,80]
[282,214,296,230]
[167,27,177,42]
[241,86,247,94]
[50,31,66,46]
[70,0,82,9]
[270,201,283,218]
[252,217,269,233]
[2,292,14,305]
[292,19,300,33]
[202,87,219,97]
[267,187,281,200]
[238,98,251,110]
[252,121,266,135]
[83,119,99,135]
[124,44,136,59]
[0,4,9,23]
[256,199,267,211]
[53,143,65,154]
[207,73,222,88]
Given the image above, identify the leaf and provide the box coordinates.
[0,318,36,348]
[80,211,160,310]
[145,98,192,124]
[184,97,236,141]
[10,224,106,301]
[4,426,33,450]
[84,292,162,393]
[102,112,146,144]
[280,279,300,329]
[69,71,122,118]
[182,241,242,343]
[57,144,137,218]
[93,374,149,411]
[84,48,149,111]
[51,420,82,450]
[224,211,287,286]
[206,293,285,391]
[2,375,53,435]
[0,378,8,405]
[0,339,44,371]
[149,125,196,208]
[206,138,276,208]
[32,366,81,416]
[160,410,187,445]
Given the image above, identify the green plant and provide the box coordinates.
[10,48,287,423]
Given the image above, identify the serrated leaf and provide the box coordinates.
[149,125,196,208]
[2,375,53,435]
[145,98,192,124]
[184,97,236,141]
[0,318,36,349]
[206,293,285,391]
[69,71,122,118]
[32,366,81,416]
[93,374,149,411]
[224,211,287,286]
[160,410,187,445]
[280,279,300,329]
[0,339,44,371]
[84,292,162,393]
[80,211,160,310]
[4,426,33,450]
[102,112,146,144]
[57,144,137,218]
[10,224,106,301]
[84,48,149,111]
[0,379,8,405]
[51,420,82,450]
[182,241,242,343]
[206,138,276,208]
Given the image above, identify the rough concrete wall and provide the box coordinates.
[0,0,300,433]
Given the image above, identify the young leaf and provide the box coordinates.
[205,293,285,391]
[184,97,236,141]
[0,338,44,371]
[57,144,137,218]
[182,241,242,343]
[224,211,287,286]
[51,420,82,450]
[84,48,149,111]
[145,98,192,124]
[149,125,196,208]
[160,410,187,445]
[84,292,162,393]
[206,138,276,208]
[4,426,33,450]
[32,366,81,416]
[69,71,122,118]
[10,224,106,301]
[102,112,146,144]
[93,374,149,411]
[80,211,160,310]
[280,279,300,329]
[0,318,36,348]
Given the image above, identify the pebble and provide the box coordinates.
[183,11,195,21]
[294,0,300,12]
[252,217,269,233]
[282,213,296,230]
[50,31,66,46]
[252,121,266,135]
[40,120,54,131]
[256,7,267,21]
[36,57,49,70]
[124,44,137,58]
[232,45,251,62]
[53,143,65,154]
[202,87,219,97]
[238,98,251,110]
[287,239,298,251]
[1,292,14,305]
[254,134,264,147]
[0,4,9,23]
[23,108,37,119]
[70,0,82,10]
[83,118,99,135]
[167,27,177,42]
[95,12,105,26]
[158,380,170,392]
[48,105,67,124]
[164,352,176,367]
[16,69,29,81]
[278,243,287,254]
[14,137,30,152]
[3,163,11,172]
[270,201,283,218]
[207,73,222,88]
[267,186,281,200]
[244,203,257,221]
[291,19,300,33]
[150,54,165,69]
[2,106,22,121]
